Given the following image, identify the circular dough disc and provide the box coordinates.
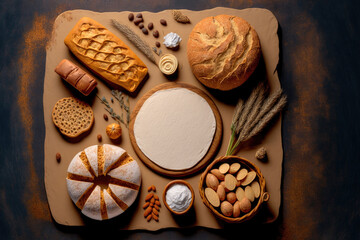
[130,83,222,176]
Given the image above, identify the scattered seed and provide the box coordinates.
[142,28,148,35]
[160,19,167,26]
[103,114,108,121]
[155,41,160,48]
[56,153,61,162]
[153,30,159,38]
[148,22,154,30]
[139,23,144,29]
[128,13,134,21]
[97,134,102,142]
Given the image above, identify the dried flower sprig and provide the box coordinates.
[97,95,125,126]
[226,83,287,156]
[111,90,131,127]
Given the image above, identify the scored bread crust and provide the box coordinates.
[66,144,141,221]
[64,17,148,93]
[52,97,94,138]
[187,15,261,91]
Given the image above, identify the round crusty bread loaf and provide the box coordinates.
[187,15,261,91]
[52,97,94,138]
[66,144,141,221]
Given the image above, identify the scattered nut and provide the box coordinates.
[217,184,226,201]
[233,201,241,217]
[148,22,154,30]
[143,202,150,209]
[134,17,143,25]
[142,28,148,35]
[255,147,267,161]
[144,206,152,217]
[103,114,108,121]
[155,41,160,48]
[229,163,241,174]
[145,193,154,201]
[56,153,61,162]
[239,197,251,213]
[139,23,144,29]
[97,134,102,142]
[160,19,167,26]
[136,13,143,18]
[128,13,134,21]
[226,192,237,204]
[153,30,159,38]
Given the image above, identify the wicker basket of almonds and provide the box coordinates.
[199,156,269,223]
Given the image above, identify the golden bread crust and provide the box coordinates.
[64,17,148,92]
[187,15,261,91]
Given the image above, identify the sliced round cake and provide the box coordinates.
[66,144,141,220]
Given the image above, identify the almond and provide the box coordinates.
[143,202,150,209]
[210,169,225,181]
[245,186,255,202]
[236,187,245,201]
[220,201,233,217]
[236,168,248,181]
[217,184,226,201]
[154,204,160,210]
[152,185,157,192]
[144,206,152,217]
[239,197,251,213]
[154,194,159,200]
[205,187,220,207]
[206,173,219,191]
[241,171,256,186]
[220,181,230,192]
[152,208,159,216]
[155,200,161,207]
[251,181,260,198]
[226,192,237,204]
[145,193,154,201]
[219,163,230,174]
[152,213,159,221]
[233,201,241,218]
[150,198,155,204]
[146,214,152,221]
[229,163,241,174]
[224,174,237,191]
[147,186,153,192]
[236,179,241,187]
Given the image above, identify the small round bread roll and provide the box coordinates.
[187,15,261,91]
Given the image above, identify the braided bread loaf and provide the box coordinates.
[187,15,261,91]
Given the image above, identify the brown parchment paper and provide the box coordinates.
[43,7,282,230]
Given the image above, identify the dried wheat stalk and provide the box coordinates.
[111,19,156,64]
[226,83,287,156]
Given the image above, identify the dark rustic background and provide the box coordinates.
[0,0,359,239]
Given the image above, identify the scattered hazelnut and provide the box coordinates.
[153,30,159,38]
[139,23,144,29]
[142,28,148,35]
[148,22,154,30]
[136,13,143,18]
[97,134,102,142]
[128,13,134,21]
[56,153,61,162]
[155,41,160,48]
[160,19,167,26]
[134,18,143,25]
[103,114,108,121]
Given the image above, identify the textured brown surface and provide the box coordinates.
[64,17,148,93]
[43,8,282,230]
[129,82,223,177]
[52,97,94,138]
[187,15,261,90]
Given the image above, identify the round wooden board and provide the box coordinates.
[129,82,223,177]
